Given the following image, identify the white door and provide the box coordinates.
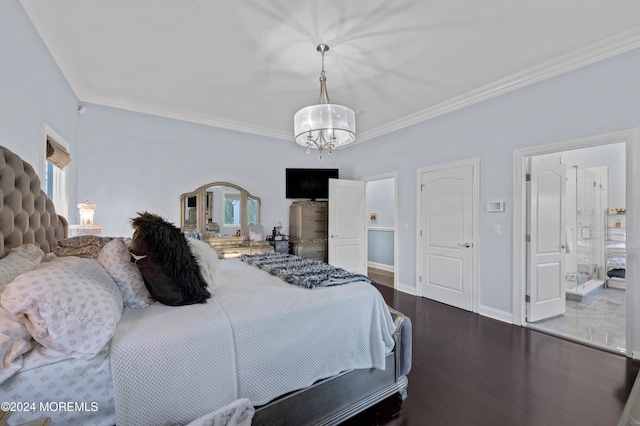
[328,179,366,273]
[419,164,475,311]
[527,156,566,322]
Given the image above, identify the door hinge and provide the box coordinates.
[593,181,597,187]
[420,230,422,237]
[419,276,422,282]
[525,173,531,182]
[526,234,531,242]
[525,295,530,303]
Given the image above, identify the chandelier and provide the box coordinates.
[294,44,356,159]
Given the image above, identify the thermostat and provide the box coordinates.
[487,201,505,212]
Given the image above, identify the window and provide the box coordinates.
[248,197,258,225]
[224,192,241,226]
[44,131,70,219]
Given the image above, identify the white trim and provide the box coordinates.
[86,24,640,145]
[20,0,292,141]
[41,124,70,220]
[512,128,640,359]
[368,227,394,232]
[416,158,480,313]
[81,93,293,141]
[23,0,640,145]
[355,27,640,143]
[362,172,399,288]
[478,305,513,325]
[40,123,69,185]
[396,282,416,296]
[626,134,640,360]
[367,261,394,273]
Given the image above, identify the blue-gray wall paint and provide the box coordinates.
[366,178,394,228]
[366,178,394,267]
[4,1,640,316]
[339,47,640,312]
[368,230,394,266]
[0,0,80,218]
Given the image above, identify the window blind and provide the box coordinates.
[46,137,71,169]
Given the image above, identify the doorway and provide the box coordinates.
[363,173,398,288]
[526,146,625,353]
[513,128,640,358]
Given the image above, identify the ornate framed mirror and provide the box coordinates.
[180,182,261,241]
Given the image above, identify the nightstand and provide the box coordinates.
[68,224,103,237]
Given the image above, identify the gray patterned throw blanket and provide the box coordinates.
[240,252,371,288]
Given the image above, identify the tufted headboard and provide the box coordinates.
[0,145,68,258]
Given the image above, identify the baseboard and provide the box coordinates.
[396,283,417,296]
[391,287,514,322]
[478,304,513,324]
[367,261,394,272]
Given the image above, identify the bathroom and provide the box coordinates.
[531,142,627,353]
[562,143,626,299]
[563,164,606,299]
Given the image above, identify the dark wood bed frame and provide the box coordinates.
[0,144,411,425]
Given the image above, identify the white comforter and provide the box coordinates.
[111,259,395,426]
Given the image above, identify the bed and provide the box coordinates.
[0,145,411,426]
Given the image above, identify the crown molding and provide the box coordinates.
[356,26,640,143]
[91,21,640,145]
[22,0,640,145]
[81,93,293,140]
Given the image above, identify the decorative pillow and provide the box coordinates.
[0,306,32,383]
[186,237,220,291]
[98,238,153,308]
[52,235,113,259]
[130,212,210,306]
[0,244,45,293]
[0,256,123,358]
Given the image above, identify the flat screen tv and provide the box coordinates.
[286,168,339,200]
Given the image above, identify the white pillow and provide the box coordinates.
[0,244,45,293]
[0,306,32,383]
[186,237,220,291]
[98,238,153,308]
[0,256,123,358]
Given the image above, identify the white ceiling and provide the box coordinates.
[20,0,640,144]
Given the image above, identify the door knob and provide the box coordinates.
[458,242,471,248]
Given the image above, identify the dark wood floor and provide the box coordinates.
[344,283,640,426]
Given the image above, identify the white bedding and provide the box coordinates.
[218,259,395,404]
[111,292,238,426]
[0,344,115,425]
[2,258,395,426]
[111,259,395,425]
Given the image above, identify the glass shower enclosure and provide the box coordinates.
[564,166,605,298]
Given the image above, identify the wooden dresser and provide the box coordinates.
[289,201,328,262]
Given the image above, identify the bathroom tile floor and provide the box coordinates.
[528,286,627,354]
